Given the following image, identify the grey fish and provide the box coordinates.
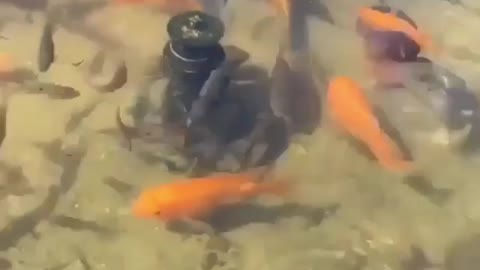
[403,175,453,206]
[115,107,135,151]
[241,0,323,168]
[102,176,134,194]
[186,46,249,128]
[445,233,480,270]
[86,51,128,93]
[401,246,440,270]
[252,0,334,41]
[0,257,11,269]
[98,107,142,151]
[21,81,80,99]
[38,21,55,72]
[0,184,59,251]
[0,162,33,198]
[65,101,99,133]
[0,140,86,251]
[49,215,112,235]
[268,0,322,135]
[0,103,7,148]
[0,68,37,83]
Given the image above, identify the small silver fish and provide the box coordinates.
[38,21,55,72]
[21,81,80,99]
[0,103,7,148]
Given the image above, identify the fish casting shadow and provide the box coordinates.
[168,202,340,234]
[0,139,86,251]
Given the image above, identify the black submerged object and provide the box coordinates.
[161,11,227,125]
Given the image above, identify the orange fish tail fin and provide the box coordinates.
[367,131,414,173]
[423,37,440,55]
[258,178,294,198]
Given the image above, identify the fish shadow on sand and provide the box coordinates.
[345,106,454,206]
[170,203,340,234]
[345,105,413,162]
[0,0,47,11]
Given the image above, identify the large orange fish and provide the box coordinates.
[358,7,436,54]
[132,171,291,221]
[327,76,413,172]
[269,0,289,18]
[114,0,203,14]
[0,53,13,74]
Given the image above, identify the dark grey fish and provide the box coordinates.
[403,175,453,206]
[38,21,55,72]
[49,215,112,235]
[0,140,86,251]
[33,140,86,191]
[0,184,59,251]
[0,0,47,19]
[86,51,128,93]
[0,68,37,83]
[115,107,136,151]
[241,0,324,169]
[0,257,11,269]
[0,162,34,198]
[445,233,480,270]
[252,0,334,41]
[76,251,93,270]
[21,81,80,99]
[401,246,439,270]
[65,102,99,133]
[102,176,133,194]
[52,0,108,22]
[201,235,232,270]
[269,0,322,134]
[0,104,7,148]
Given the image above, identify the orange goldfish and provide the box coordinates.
[327,76,413,173]
[132,171,291,221]
[0,53,13,74]
[114,0,203,14]
[269,0,289,18]
[358,7,436,54]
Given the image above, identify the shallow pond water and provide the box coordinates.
[0,0,480,270]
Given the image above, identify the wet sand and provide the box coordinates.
[0,0,479,269]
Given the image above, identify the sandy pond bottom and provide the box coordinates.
[0,0,480,269]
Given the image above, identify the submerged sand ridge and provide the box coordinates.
[0,0,479,269]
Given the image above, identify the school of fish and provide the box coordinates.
[0,0,444,228]
[128,0,438,224]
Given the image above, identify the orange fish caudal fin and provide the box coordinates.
[251,179,292,197]
[366,130,414,173]
[358,7,436,54]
